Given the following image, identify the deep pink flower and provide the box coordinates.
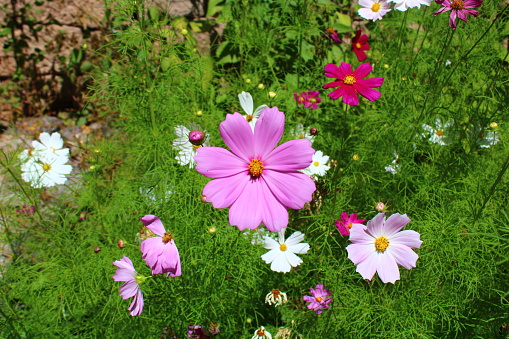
[323,62,384,106]
[187,324,209,339]
[112,256,144,316]
[351,30,370,61]
[323,27,342,43]
[334,212,365,236]
[294,91,322,110]
[433,0,482,29]
[346,213,422,284]
[194,107,316,232]
[303,284,332,314]
[140,215,182,277]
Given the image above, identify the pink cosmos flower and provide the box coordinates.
[303,284,332,314]
[140,215,182,277]
[433,0,482,29]
[112,256,144,316]
[323,27,342,43]
[294,91,321,110]
[195,107,316,232]
[323,62,384,106]
[351,30,370,62]
[334,212,365,236]
[346,213,422,284]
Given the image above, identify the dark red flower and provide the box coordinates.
[351,30,370,62]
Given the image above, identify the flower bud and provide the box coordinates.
[309,127,318,135]
[181,29,188,35]
[195,110,203,117]
[490,122,498,129]
[201,195,207,202]
[257,83,265,89]
[94,247,101,253]
[117,240,125,248]
[189,130,206,146]
[375,202,386,212]
[268,91,277,98]
[352,154,359,161]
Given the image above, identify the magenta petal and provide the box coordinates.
[449,11,458,29]
[259,182,289,232]
[462,8,479,17]
[353,83,381,101]
[328,86,347,100]
[254,107,285,158]
[228,180,264,230]
[195,147,247,178]
[356,77,384,88]
[342,86,360,106]
[140,215,165,236]
[457,9,467,21]
[383,213,411,237]
[352,63,372,79]
[464,0,482,7]
[376,253,400,284]
[390,230,422,248]
[355,251,378,280]
[265,139,314,171]
[324,63,344,79]
[338,62,353,76]
[388,243,418,269]
[202,172,250,208]
[262,171,315,210]
[219,112,254,162]
[323,80,343,89]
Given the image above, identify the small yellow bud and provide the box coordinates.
[89,165,96,170]
[245,78,251,84]
[82,44,88,50]
[375,202,386,212]
[94,148,101,153]
[257,83,265,89]
[352,154,359,161]
[268,91,276,98]
[208,227,217,233]
[246,318,253,324]
[489,122,498,129]
[402,77,407,81]
[384,64,389,68]
[181,29,188,35]
[195,110,203,116]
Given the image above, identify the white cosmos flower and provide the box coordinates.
[252,326,272,339]
[472,125,499,148]
[238,91,268,132]
[21,153,72,188]
[172,125,209,168]
[421,118,453,145]
[290,123,315,144]
[384,150,400,174]
[302,150,330,177]
[265,289,288,307]
[358,0,391,21]
[32,132,69,158]
[261,227,309,273]
[390,0,431,11]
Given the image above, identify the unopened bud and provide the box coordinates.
[189,130,205,146]
[117,240,125,248]
[375,202,386,212]
[268,91,276,98]
[208,227,217,233]
[201,195,207,202]
[195,110,203,116]
[352,154,359,161]
[257,83,265,89]
[309,127,318,135]
[181,29,188,35]
[490,122,498,129]
[245,78,251,84]
[94,247,101,253]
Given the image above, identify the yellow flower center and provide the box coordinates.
[279,243,288,251]
[192,144,200,150]
[355,42,362,49]
[313,161,319,167]
[375,236,390,252]
[246,114,253,122]
[50,146,57,153]
[436,130,444,137]
[347,222,353,229]
[343,75,356,85]
[162,231,173,243]
[309,98,317,103]
[272,289,281,297]
[371,2,381,12]
[257,329,266,336]
[248,158,264,178]
[450,0,464,10]
[42,163,51,171]
[326,27,335,34]
[316,296,323,302]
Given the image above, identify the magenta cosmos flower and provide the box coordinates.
[112,256,145,316]
[351,30,370,62]
[335,212,365,236]
[303,284,332,314]
[346,213,422,284]
[195,107,316,232]
[323,62,384,106]
[294,91,321,110]
[434,0,482,29]
[140,215,182,277]
[323,27,342,43]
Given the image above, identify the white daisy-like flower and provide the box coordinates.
[358,0,391,21]
[238,91,268,132]
[21,153,72,188]
[289,123,315,144]
[421,118,454,145]
[252,326,272,339]
[384,150,400,174]
[32,132,69,158]
[302,150,330,177]
[265,289,288,307]
[390,0,431,11]
[172,125,209,168]
[261,227,309,273]
[472,125,499,148]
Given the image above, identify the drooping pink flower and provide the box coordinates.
[140,215,182,277]
[346,213,422,284]
[303,284,332,314]
[112,256,144,316]
[323,27,342,43]
[334,212,365,236]
[294,91,321,110]
[194,107,316,232]
[433,0,482,30]
[323,62,384,106]
[351,30,370,62]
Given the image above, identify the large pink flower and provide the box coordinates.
[140,215,182,277]
[112,256,144,316]
[346,213,422,284]
[195,107,316,232]
[433,0,482,30]
[323,62,384,106]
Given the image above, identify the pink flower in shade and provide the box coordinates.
[303,284,332,314]
[323,27,342,43]
[351,30,370,62]
[112,256,144,316]
[294,91,322,110]
[194,107,316,232]
[323,62,384,106]
[334,212,366,236]
[140,215,182,277]
[433,0,482,30]
[346,213,422,284]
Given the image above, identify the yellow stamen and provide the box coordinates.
[42,164,51,171]
[248,159,264,178]
[347,222,353,229]
[375,236,390,252]
[313,161,319,167]
[371,2,381,12]
[315,296,323,302]
[450,0,464,10]
[246,114,253,122]
[355,42,362,49]
[309,98,317,103]
[272,289,281,297]
[162,231,173,243]
[436,130,444,137]
[326,27,335,34]
[279,244,288,251]
[343,75,356,85]
[192,144,200,149]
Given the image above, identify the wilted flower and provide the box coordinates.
[172,124,210,168]
[261,227,309,273]
[207,322,220,335]
[303,284,332,314]
[472,124,499,148]
[265,289,288,307]
[346,213,422,283]
[358,0,391,21]
[293,91,321,110]
[112,256,145,316]
[323,27,342,43]
[421,118,454,145]
[302,150,330,177]
[391,0,431,11]
[238,91,268,132]
[433,0,482,29]
[187,324,208,339]
[335,212,366,236]
[351,30,370,62]
[252,326,272,339]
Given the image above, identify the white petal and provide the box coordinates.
[238,91,254,115]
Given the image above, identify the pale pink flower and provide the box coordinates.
[303,284,332,314]
[358,0,391,21]
[112,256,144,316]
[346,213,422,284]
[334,212,365,236]
[195,107,316,232]
[140,215,182,277]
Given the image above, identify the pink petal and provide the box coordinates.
[202,172,250,208]
[261,171,315,210]
[264,139,314,172]
[129,289,144,316]
[113,269,135,282]
[387,243,418,269]
[376,252,400,283]
[383,213,411,237]
[253,107,285,159]
[259,180,289,232]
[141,237,165,265]
[328,86,347,100]
[324,63,344,79]
[352,83,381,101]
[356,77,384,88]
[449,11,458,29]
[462,8,479,16]
[338,62,353,76]
[140,215,165,236]
[349,223,374,244]
[390,230,422,248]
[228,180,264,230]
[346,243,375,265]
[160,242,181,276]
[464,0,482,7]
[219,112,254,162]
[342,86,360,106]
[457,9,467,21]
[195,147,247,179]
[323,80,343,89]
[354,250,378,280]
[120,280,139,299]
[366,213,386,238]
[433,7,451,15]
[113,257,135,271]
[352,63,372,79]
[354,49,368,62]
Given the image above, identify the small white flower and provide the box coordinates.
[358,0,391,21]
[421,118,454,145]
[472,125,499,148]
[238,91,268,132]
[252,326,272,339]
[265,289,288,307]
[302,150,330,177]
[390,0,431,11]
[172,125,209,168]
[384,151,400,174]
[21,153,72,188]
[289,123,315,144]
[261,228,309,273]
[32,132,70,158]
